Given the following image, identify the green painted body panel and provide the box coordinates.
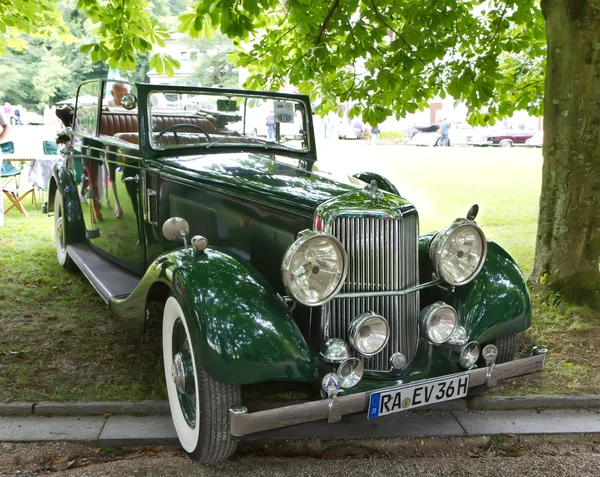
[159,154,365,218]
[49,163,86,245]
[418,234,531,345]
[111,247,317,385]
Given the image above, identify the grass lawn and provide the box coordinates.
[0,144,598,402]
[0,199,165,402]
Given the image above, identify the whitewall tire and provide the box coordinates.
[162,296,241,462]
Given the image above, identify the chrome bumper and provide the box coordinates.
[229,351,547,437]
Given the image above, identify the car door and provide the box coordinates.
[73,80,146,276]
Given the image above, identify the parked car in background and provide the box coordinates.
[23,111,45,125]
[525,131,543,147]
[487,129,535,147]
[50,79,547,463]
[338,120,363,139]
[407,123,489,147]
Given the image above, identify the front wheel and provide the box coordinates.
[492,333,518,363]
[162,296,241,463]
[500,139,513,147]
[54,191,77,271]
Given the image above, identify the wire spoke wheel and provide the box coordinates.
[162,296,241,462]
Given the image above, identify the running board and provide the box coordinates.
[66,243,141,303]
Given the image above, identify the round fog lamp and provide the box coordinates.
[320,338,350,364]
[420,302,458,344]
[460,341,480,369]
[337,358,364,388]
[282,231,348,306]
[349,312,390,356]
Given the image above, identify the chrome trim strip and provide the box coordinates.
[88,145,141,161]
[335,279,441,299]
[229,353,547,437]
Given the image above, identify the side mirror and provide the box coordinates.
[162,217,190,246]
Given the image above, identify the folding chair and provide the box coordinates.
[1,145,37,217]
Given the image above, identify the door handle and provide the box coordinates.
[123,174,140,183]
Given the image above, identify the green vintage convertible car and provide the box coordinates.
[50,79,546,462]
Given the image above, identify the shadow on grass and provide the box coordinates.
[0,202,165,402]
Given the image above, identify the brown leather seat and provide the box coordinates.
[114,132,140,144]
[100,113,138,136]
[100,112,216,138]
[152,116,216,134]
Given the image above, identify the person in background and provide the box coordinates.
[13,107,22,126]
[439,118,451,146]
[108,82,130,107]
[371,124,380,145]
[266,113,275,140]
[0,108,11,227]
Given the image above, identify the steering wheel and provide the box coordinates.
[156,123,212,144]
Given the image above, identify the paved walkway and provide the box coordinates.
[0,396,599,445]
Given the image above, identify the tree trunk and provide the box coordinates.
[531,0,600,308]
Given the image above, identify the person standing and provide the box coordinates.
[0,109,11,227]
[439,118,451,146]
[266,113,275,140]
[371,125,380,145]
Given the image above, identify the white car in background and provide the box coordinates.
[525,131,543,147]
[408,123,489,147]
[337,121,363,139]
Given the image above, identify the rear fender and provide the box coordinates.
[48,162,85,244]
[111,248,317,386]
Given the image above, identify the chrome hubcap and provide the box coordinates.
[171,352,186,394]
[56,216,63,233]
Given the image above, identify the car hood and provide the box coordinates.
[160,152,407,215]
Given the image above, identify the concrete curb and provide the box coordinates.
[1,395,599,417]
[0,401,169,417]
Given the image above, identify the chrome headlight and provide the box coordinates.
[349,312,390,356]
[430,219,487,286]
[282,231,348,306]
[420,302,458,344]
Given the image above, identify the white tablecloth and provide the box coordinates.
[27,157,61,190]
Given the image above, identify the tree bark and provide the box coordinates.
[531,0,600,308]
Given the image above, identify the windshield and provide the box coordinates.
[148,91,309,153]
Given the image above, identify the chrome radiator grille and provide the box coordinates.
[323,214,420,372]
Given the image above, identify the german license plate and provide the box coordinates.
[367,373,469,419]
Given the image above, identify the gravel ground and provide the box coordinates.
[0,437,599,477]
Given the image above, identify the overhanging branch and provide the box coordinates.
[315,0,340,45]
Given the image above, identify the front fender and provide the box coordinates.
[49,162,85,244]
[112,248,317,386]
[419,234,531,344]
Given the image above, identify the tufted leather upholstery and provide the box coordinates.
[114,132,140,144]
[100,112,138,136]
[100,112,216,138]
[113,132,211,147]
[153,116,216,134]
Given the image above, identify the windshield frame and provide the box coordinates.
[136,84,317,169]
